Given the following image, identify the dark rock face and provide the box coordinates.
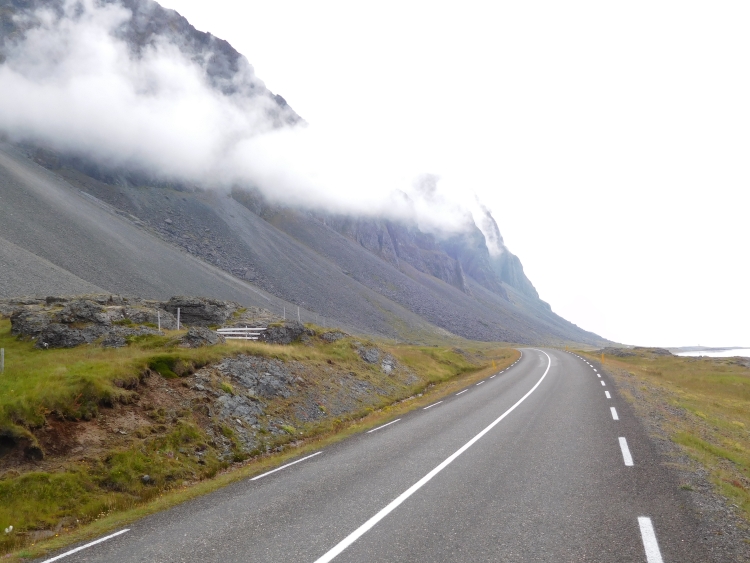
[320,215,470,295]
[216,356,296,399]
[165,296,240,327]
[215,394,263,423]
[180,326,225,348]
[0,0,299,124]
[259,321,313,345]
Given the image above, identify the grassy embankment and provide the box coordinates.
[0,317,517,559]
[585,349,750,521]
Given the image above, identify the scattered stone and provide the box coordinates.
[381,356,396,375]
[141,474,151,484]
[359,347,380,364]
[320,331,347,343]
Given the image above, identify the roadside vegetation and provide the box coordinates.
[586,348,750,523]
[0,317,517,559]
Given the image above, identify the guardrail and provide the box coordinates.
[216,327,267,340]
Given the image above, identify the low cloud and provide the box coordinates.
[0,0,505,244]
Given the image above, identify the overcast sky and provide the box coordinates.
[159,0,749,348]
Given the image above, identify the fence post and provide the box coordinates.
[177,308,181,330]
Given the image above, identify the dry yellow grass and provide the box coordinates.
[584,349,750,521]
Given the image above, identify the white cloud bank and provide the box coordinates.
[0,0,505,246]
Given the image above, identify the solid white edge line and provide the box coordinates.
[456,390,468,396]
[312,349,552,563]
[367,419,402,434]
[619,437,634,466]
[638,517,665,563]
[611,407,619,420]
[423,401,443,410]
[251,451,322,481]
[605,391,611,398]
[40,529,130,563]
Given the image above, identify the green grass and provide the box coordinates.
[589,349,750,522]
[0,316,518,559]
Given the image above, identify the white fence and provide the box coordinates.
[216,327,267,340]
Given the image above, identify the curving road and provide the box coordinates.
[36,348,711,562]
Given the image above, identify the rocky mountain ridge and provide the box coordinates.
[0,0,608,346]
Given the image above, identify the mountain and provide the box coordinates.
[0,0,608,347]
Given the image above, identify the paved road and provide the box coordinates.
[37,349,710,562]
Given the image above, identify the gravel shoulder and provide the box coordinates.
[594,356,750,562]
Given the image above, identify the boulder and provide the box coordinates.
[124,306,176,329]
[320,331,347,343]
[259,321,313,345]
[36,324,92,349]
[56,299,117,325]
[179,326,225,348]
[359,347,380,364]
[165,296,240,326]
[10,307,51,337]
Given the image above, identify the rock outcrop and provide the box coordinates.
[259,321,314,345]
[180,326,226,348]
[3,294,274,349]
[165,296,240,327]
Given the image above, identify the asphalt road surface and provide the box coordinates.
[36,348,711,562]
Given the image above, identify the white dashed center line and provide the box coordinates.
[490,375,497,379]
[312,350,552,563]
[367,419,401,434]
[455,390,467,396]
[423,401,443,410]
[476,381,484,386]
[597,374,601,378]
[638,517,665,563]
[611,407,619,420]
[619,437,634,466]
[601,381,606,386]
[605,391,611,399]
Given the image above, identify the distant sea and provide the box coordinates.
[674,348,750,358]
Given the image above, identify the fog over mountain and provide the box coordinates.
[1,0,503,238]
[0,0,606,345]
